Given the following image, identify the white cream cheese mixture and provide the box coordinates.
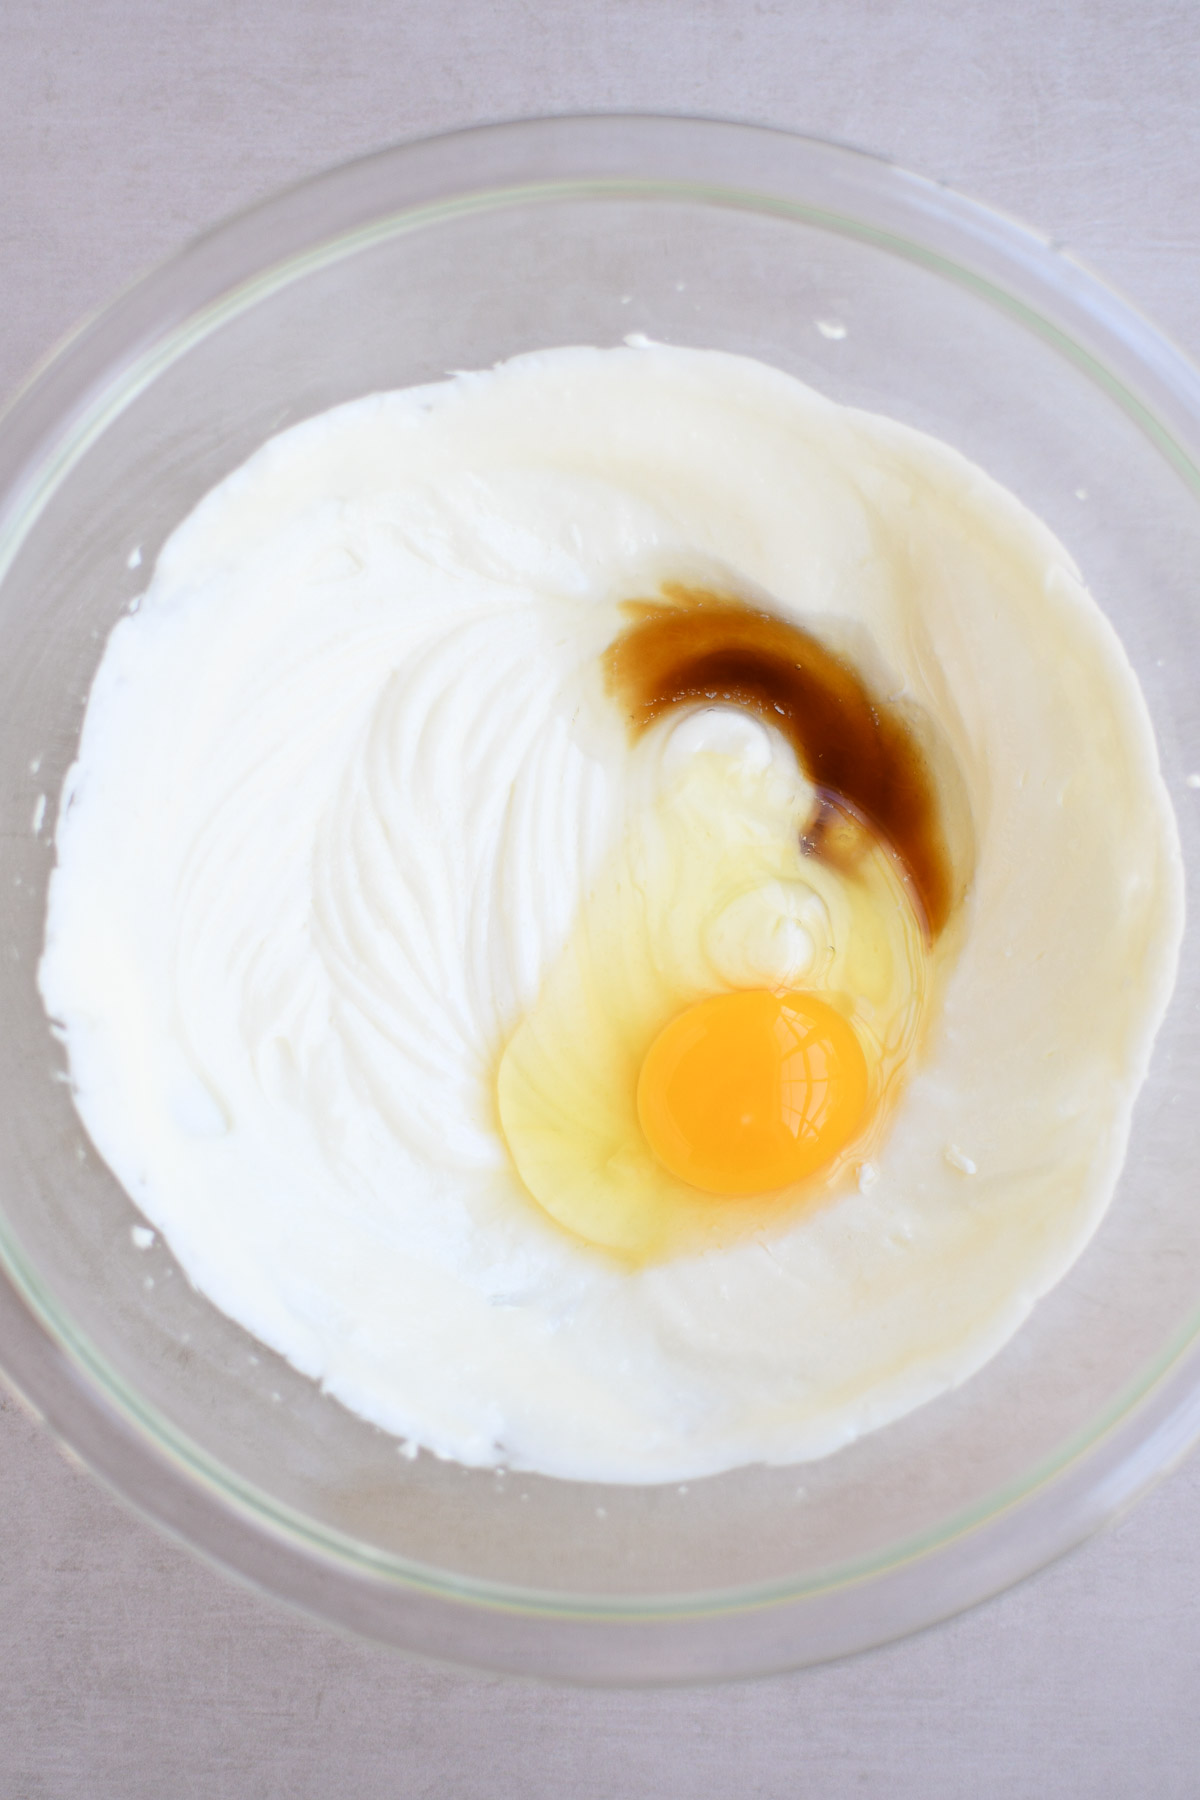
[39,344,1183,1483]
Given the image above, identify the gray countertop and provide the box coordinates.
[4,2,1200,1794]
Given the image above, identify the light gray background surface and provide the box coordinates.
[3,2,1200,1794]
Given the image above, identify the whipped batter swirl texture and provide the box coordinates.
[39,345,1183,1482]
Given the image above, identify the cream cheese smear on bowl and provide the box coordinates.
[38,344,1183,1484]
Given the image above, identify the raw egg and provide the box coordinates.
[496,658,935,1261]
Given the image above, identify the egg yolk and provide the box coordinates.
[636,989,869,1197]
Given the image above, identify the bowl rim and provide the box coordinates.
[2,110,1200,1683]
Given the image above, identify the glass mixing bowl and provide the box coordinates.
[1,115,1199,1685]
